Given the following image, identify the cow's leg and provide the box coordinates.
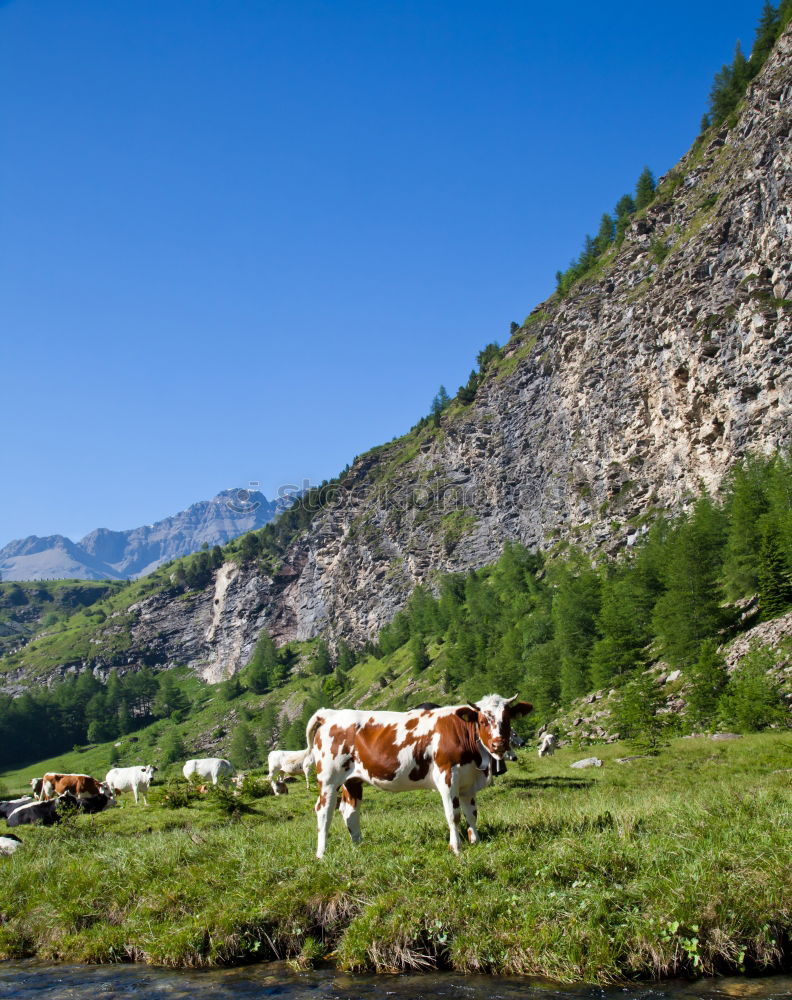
[461,794,480,844]
[339,778,363,845]
[436,771,462,855]
[303,759,311,789]
[132,786,139,805]
[315,777,341,859]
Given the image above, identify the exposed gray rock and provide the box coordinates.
[570,757,603,769]
[6,26,792,685]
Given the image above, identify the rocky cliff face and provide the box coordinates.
[0,490,282,582]
[9,27,792,685]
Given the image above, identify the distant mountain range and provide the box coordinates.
[0,489,286,581]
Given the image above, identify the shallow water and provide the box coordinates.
[0,964,790,1000]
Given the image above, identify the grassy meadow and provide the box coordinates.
[1,733,791,982]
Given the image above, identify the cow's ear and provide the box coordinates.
[509,701,533,718]
[455,705,479,724]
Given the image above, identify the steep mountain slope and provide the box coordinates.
[3,24,791,687]
[0,489,282,581]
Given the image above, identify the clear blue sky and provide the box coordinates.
[1,0,761,543]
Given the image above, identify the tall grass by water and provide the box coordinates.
[1,733,790,982]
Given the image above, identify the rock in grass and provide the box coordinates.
[570,757,603,769]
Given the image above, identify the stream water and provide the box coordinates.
[0,963,790,1000]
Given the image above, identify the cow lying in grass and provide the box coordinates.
[306,693,532,858]
[5,790,117,827]
[0,796,34,819]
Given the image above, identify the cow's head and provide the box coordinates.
[457,694,533,760]
[98,782,119,804]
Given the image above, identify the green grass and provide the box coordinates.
[1,733,790,980]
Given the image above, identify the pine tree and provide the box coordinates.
[595,213,615,255]
[230,721,259,768]
[246,632,279,694]
[457,370,479,405]
[551,556,600,704]
[652,495,729,667]
[717,644,785,731]
[722,454,772,599]
[152,673,189,720]
[523,640,560,722]
[476,343,501,372]
[336,640,356,673]
[256,703,278,755]
[430,386,451,425]
[238,532,260,564]
[709,63,735,123]
[310,640,333,676]
[757,520,792,619]
[685,639,727,731]
[409,634,430,675]
[613,671,667,754]
[159,728,185,766]
[731,40,749,94]
[750,3,781,76]
[614,193,636,244]
[589,562,658,688]
[635,167,656,211]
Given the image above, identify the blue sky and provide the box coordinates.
[1,0,762,543]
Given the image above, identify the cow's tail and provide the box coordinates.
[305,709,326,752]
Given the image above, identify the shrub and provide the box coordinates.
[717,644,787,732]
[157,780,198,810]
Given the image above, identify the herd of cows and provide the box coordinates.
[0,693,559,858]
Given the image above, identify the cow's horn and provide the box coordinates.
[505,694,518,704]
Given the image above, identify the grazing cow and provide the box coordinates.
[0,796,34,819]
[182,758,234,785]
[105,765,157,805]
[537,732,557,757]
[306,692,532,858]
[39,773,107,801]
[0,834,22,855]
[267,748,313,793]
[29,778,43,797]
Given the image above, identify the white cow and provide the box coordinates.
[182,758,234,785]
[537,732,557,757]
[267,748,313,794]
[105,765,158,805]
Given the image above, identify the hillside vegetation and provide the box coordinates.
[2,452,791,772]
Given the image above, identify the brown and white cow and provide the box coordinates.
[306,693,532,859]
[39,773,109,801]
